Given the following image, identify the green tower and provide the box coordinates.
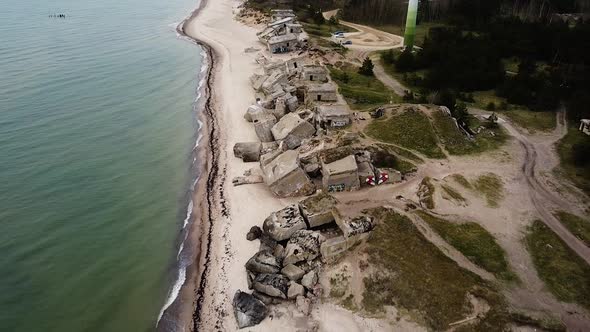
[403,0,419,51]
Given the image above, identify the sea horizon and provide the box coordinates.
[0,0,204,330]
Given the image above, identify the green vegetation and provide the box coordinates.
[366,109,445,158]
[417,212,516,281]
[376,143,423,164]
[329,65,399,110]
[432,112,508,155]
[451,174,472,189]
[363,208,510,330]
[340,294,357,311]
[557,128,590,196]
[473,173,504,207]
[440,184,465,202]
[366,146,417,174]
[554,211,590,247]
[502,109,556,133]
[330,272,350,298]
[525,220,590,310]
[419,177,435,209]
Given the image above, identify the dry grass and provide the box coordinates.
[362,208,510,330]
[525,220,590,310]
[474,173,504,207]
[366,109,446,159]
[417,212,517,282]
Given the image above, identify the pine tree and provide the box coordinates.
[359,57,374,76]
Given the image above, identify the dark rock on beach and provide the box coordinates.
[245,251,281,274]
[246,226,262,241]
[233,290,268,329]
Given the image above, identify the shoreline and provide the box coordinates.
[157,0,224,330]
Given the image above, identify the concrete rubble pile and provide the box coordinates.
[257,9,309,54]
[231,10,404,198]
[233,192,375,328]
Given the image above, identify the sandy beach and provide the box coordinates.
[175,0,295,330]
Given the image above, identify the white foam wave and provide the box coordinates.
[182,200,193,229]
[156,265,187,326]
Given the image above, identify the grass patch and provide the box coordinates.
[473,173,504,207]
[366,146,417,174]
[470,91,555,132]
[432,113,508,155]
[378,56,425,93]
[330,272,350,298]
[500,109,556,133]
[451,174,472,189]
[441,184,466,202]
[329,66,399,110]
[340,294,357,311]
[363,208,510,330]
[554,211,590,247]
[557,127,590,196]
[377,143,424,164]
[366,109,446,158]
[417,212,516,281]
[525,220,590,310]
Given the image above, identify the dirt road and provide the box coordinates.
[474,108,590,265]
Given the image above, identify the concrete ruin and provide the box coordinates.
[261,150,315,197]
[298,192,339,228]
[253,112,277,143]
[315,104,351,128]
[268,34,299,53]
[302,65,328,82]
[258,10,308,54]
[262,204,307,241]
[305,82,338,103]
[322,155,360,192]
[271,113,316,141]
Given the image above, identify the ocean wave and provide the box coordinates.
[182,200,193,229]
[156,264,187,326]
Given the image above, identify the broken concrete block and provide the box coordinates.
[244,105,266,122]
[262,204,307,242]
[232,175,264,186]
[301,270,318,289]
[283,134,302,150]
[335,215,374,239]
[247,226,262,241]
[233,290,268,329]
[322,155,360,192]
[253,273,289,299]
[320,235,348,260]
[299,192,339,228]
[261,150,316,197]
[245,251,282,274]
[287,282,305,299]
[253,113,277,143]
[281,264,305,281]
[271,113,316,141]
[283,230,325,265]
[233,142,262,162]
[260,148,283,167]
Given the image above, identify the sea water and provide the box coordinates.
[0,0,203,331]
